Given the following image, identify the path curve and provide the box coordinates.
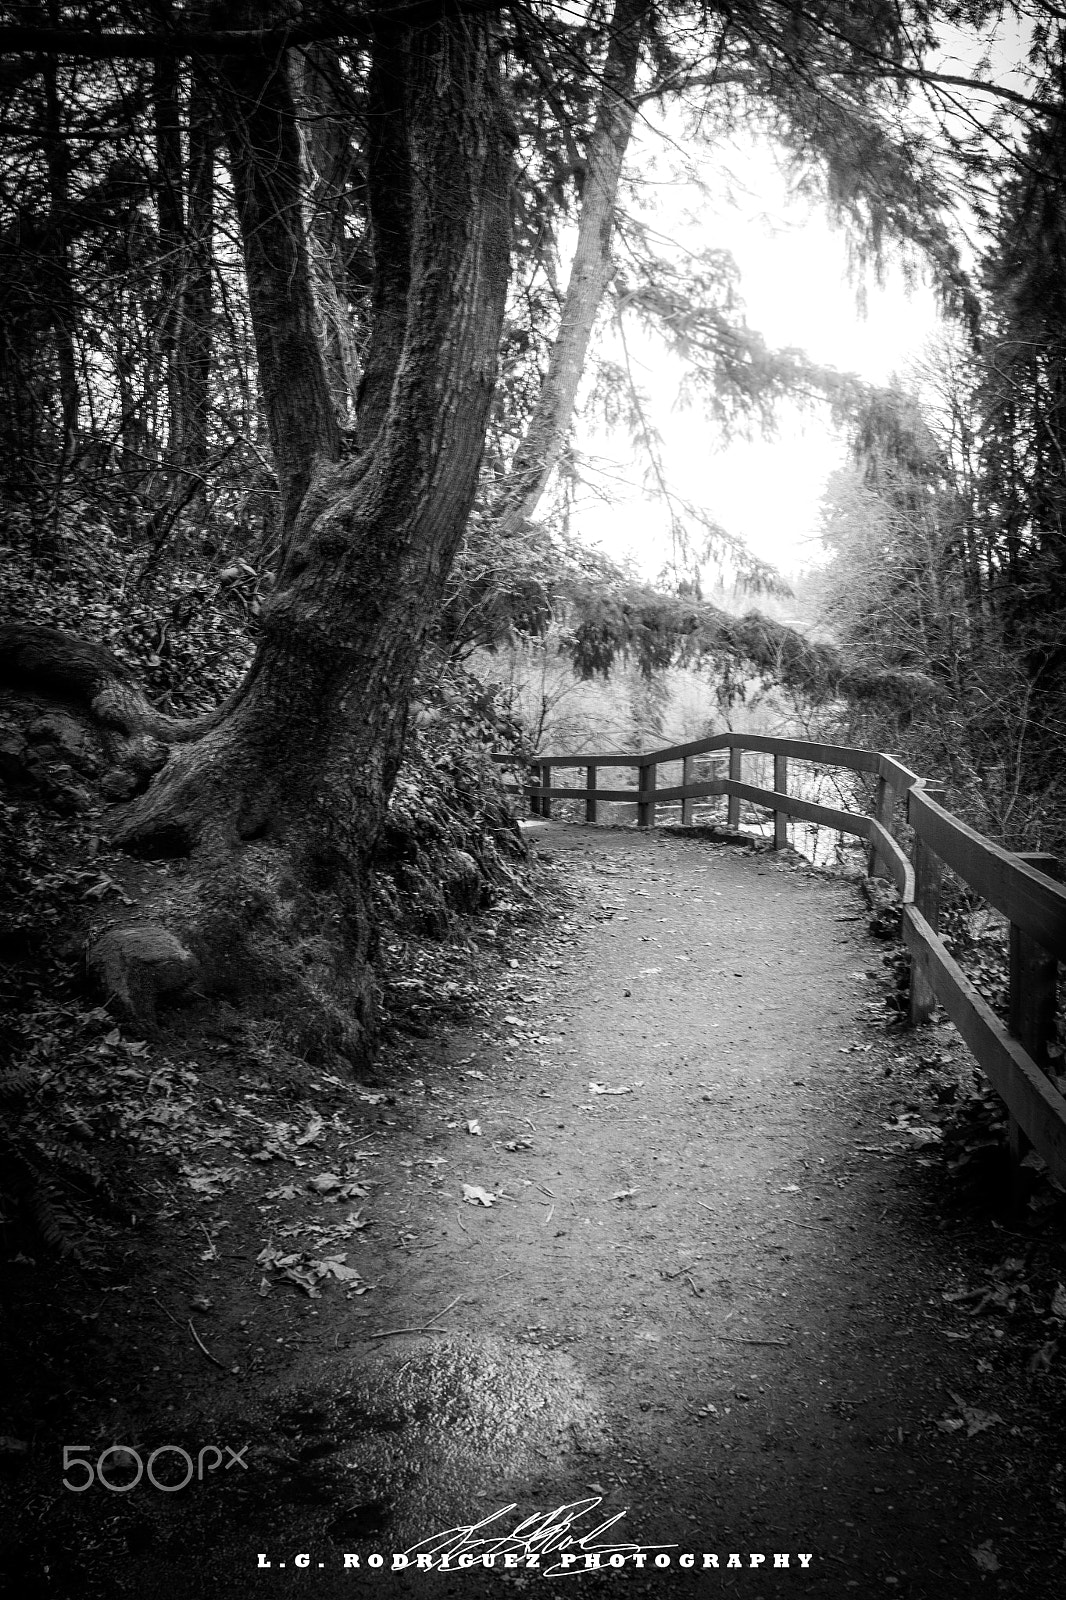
[121,824,1066,1597]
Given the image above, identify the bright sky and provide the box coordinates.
[575,125,945,584]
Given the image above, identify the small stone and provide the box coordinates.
[87,925,200,1025]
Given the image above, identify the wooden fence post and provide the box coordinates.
[727,745,742,829]
[540,762,552,820]
[909,786,946,1025]
[1007,852,1060,1168]
[586,764,598,824]
[528,761,541,817]
[637,761,657,829]
[867,774,895,878]
[681,756,693,826]
[773,753,788,850]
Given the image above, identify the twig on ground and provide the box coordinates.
[370,1294,461,1342]
[188,1319,228,1370]
[719,1335,790,1347]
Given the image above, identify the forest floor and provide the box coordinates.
[3,820,1066,1599]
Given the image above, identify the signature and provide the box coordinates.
[396,1497,674,1576]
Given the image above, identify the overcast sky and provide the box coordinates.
[574,124,944,586]
[570,10,1045,588]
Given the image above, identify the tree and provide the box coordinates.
[2,4,512,1054]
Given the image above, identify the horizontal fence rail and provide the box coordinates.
[492,733,1066,1191]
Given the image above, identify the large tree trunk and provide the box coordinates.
[83,12,513,1057]
[217,24,342,545]
[175,67,215,496]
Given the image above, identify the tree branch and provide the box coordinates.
[0,0,510,60]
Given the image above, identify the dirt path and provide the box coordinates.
[13,824,1066,1597]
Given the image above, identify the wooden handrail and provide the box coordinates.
[493,730,1066,1189]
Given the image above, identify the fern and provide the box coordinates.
[0,1066,40,1102]
[26,1177,85,1262]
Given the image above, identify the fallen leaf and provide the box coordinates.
[309,1173,342,1193]
[971,1542,1000,1574]
[280,1267,321,1298]
[335,1182,369,1201]
[465,1119,482,1136]
[945,1393,1003,1437]
[319,1255,363,1284]
[1029,1339,1058,1374]
[962,1405,1003,1437]
[611,1189,637,1202]
[295,1115,324,1146]
[265,1184,299,1201]
[588,1082,633,1096]
[1051,1282,1066,1321]
[461,1183,497,1207]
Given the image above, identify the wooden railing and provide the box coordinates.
[493,732,1066,1190]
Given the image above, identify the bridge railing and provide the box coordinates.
[493,733,1066,1190]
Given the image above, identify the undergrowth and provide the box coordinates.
[0,486,537,1264]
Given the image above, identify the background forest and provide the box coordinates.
[3,1,1066,1060]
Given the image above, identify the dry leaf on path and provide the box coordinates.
[971,1542,1000,1573]
[461,1183,498,1207]
[465,1119,482,1135]
[947,1393,1004,1436]
[588,1082,633,1096]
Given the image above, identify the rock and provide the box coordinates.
[100,768,138,800]
[27,711,101,776]
[87,926,200,1025]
